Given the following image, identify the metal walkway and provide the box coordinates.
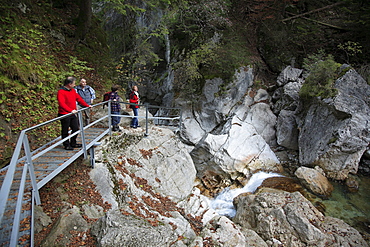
[0,101,181,246]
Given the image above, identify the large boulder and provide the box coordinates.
[92,210,179,247]
[276,109,299,150]
[294,166,333,197]
[40,206,89,247]
[199,215,247,246]
[92,127,196,203]
[233,188,368,247]
[298,67,370,180]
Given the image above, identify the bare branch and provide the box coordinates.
[281,2,345,22]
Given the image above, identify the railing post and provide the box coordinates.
[179,109,183,133]
[108,101,112,136]
[90,142,101,168]
[31,191,36,247]
[23,135,41,205]
[78,111,88,159]
[9,163,28,247]
[145,103,149,136]
[0,131,26,225]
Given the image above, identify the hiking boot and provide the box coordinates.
[71,144,82,148]
[64,146,74,150]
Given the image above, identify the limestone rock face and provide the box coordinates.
[190,115,281,182]
[294,166,333,197]
[276,66,304,87]
[179,66,281,187]
[233,188,368,247]
[180,67,254,145]
[245,102,277,147]
[196,215,268,247]
[92,210,178,247]
[273,66,304,151]
[298,68,370,180]
[274,65,370,180]
[276,109,299,150]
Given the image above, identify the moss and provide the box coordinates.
[327,137,338,145]
[338,66,352,78]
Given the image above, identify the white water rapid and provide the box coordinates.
[210,171,283,218]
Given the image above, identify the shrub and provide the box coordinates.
[299,53,341,100]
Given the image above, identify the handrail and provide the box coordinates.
[0,104,103,223]
[0,100,182,246]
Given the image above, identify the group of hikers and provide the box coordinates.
[57,76,140,150]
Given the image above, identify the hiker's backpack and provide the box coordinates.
[103,91,111,108]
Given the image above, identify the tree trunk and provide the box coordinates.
[76,0,92,40]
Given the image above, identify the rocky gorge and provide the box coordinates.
[35,65,370,246]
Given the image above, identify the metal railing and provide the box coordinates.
[0,100,182,246]
[120,101,182,135]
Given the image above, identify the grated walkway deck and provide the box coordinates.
[0,127,107,246]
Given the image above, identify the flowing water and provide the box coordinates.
[210,171,283,217]
[209,172,370,235]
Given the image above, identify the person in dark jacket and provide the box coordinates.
[57,76,91,150]
[109,84,122,132]
[129,85,140,128]
[75,78,96,126]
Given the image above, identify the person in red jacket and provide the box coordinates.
[57,76,91,150]
[129,85,140,128]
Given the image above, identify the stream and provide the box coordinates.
[209,171,282,217]
[209,171,370,235]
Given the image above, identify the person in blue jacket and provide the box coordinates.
[75,78,96,126]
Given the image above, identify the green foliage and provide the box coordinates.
[0,0,114,165]
[300,52,341,100]
[116,37,162,83]
[62,56,94,79]
[337,41,362,64]
[169,1,250,98]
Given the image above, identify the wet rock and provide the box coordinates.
[345,175,359,193]
[295,166,334,197]
[359,157,370,175]
[199,170,231,197]
[258,176,304,193]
